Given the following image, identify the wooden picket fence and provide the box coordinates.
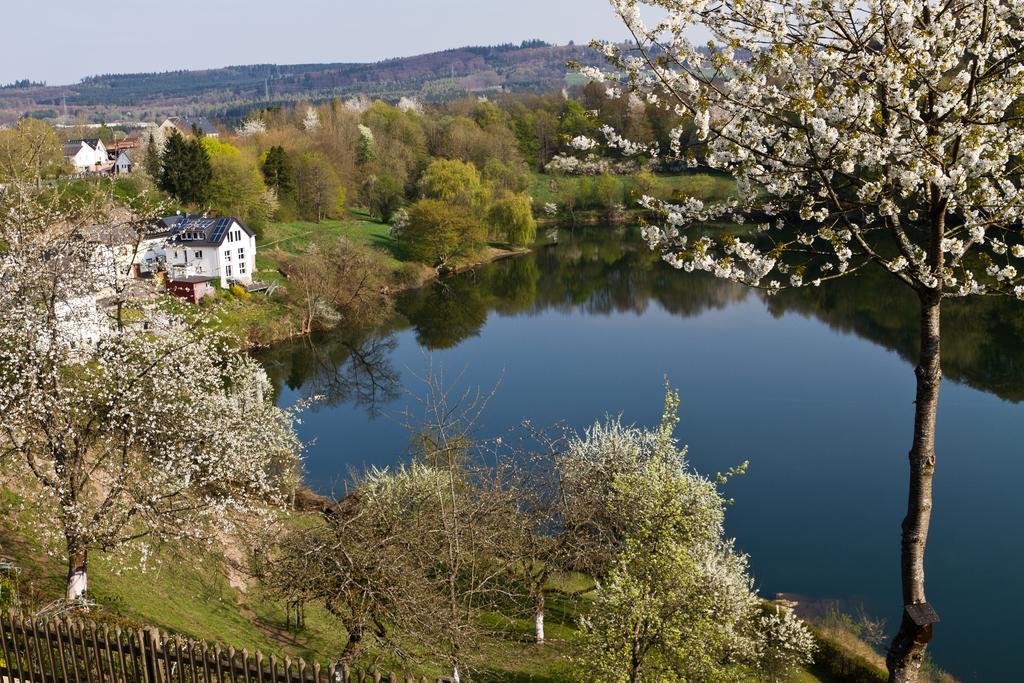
[0,612,445,683]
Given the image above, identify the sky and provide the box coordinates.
[0,0,639,86]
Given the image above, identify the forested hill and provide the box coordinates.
[0,41,605,124]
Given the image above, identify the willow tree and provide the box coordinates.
[592,1,1024,679]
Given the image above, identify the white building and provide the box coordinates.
[112,151,132,174]
[151,215,256,288]
[62,139,108,172]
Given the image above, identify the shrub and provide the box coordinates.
[230,284,251,299]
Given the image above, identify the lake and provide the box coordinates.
[258,226,1024,681]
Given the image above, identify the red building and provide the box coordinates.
[165,276,216,304]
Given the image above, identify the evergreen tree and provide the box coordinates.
[143,134,161,179]
[158,131,212,205]
[260,146,294,200]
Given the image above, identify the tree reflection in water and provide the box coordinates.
[261,225,1024,408]
[257,331,401,416]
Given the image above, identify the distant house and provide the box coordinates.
[62,138,108,171]
[159,116,219,139]
[107,139,137,155]
[112,151,132,174]
[151,214,256,289]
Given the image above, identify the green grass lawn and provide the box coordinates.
[258,210,401,270]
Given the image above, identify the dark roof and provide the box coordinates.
[67,138,103,150]
[62,141,85,156]
[165,116,218,136]
[152,214,253,247]
[168,276,217,284]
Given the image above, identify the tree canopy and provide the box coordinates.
[158,130,212,205]
[596,1,1024,678]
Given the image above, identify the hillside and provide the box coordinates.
[0,41,604,125]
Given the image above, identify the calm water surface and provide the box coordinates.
[258,227,1024,681]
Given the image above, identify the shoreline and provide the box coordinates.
[238,244,532,350]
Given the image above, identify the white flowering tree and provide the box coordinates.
[571,390,814,681]
[302,106,321,131]
[592,1,1024,678]
[235,117,267,138]
[0,185,302,603]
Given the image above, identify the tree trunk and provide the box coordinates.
[340,625,363,664]
[630,639,641,683]
[887,294,942,683]
[66,547,88,602]
[533,591,545,644]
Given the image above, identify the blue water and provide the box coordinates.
[259,227,1024,681]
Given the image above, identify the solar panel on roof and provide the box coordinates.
[209,217,231,243]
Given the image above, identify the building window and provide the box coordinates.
[239,262,247,274]
[225,265,232,277]
[238,247,244,259]
[195,250,202,258]
[224,249,231,261]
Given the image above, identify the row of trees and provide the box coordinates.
[146,98,543,261]
[261,381,814,681]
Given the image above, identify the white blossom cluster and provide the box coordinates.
[397,96,423,114]
[569,135,600,151]
[756,608,817,679]
[344,95,372,113]
[599,0,1024,300]
[358,123,375,148]
[302,106,321,131]
[234,118,267,138]
[545,153,640,176]
[389,207,410,238]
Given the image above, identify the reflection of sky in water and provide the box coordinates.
[265,231,1024,681]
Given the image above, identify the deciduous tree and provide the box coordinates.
[0,118,62,185]
[571,389,813,682]
[294,152,341,223]
[596,1,1024,678]
[404,199,487,269]
[363,173,404,223]
[418,158,488,209]
[281,238,392,336]
[487,194,537,246]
